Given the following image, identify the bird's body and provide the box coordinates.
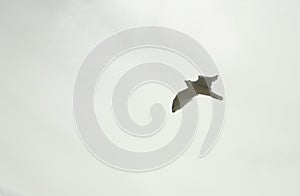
[172,75,223,113]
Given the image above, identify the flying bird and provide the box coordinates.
[172,75,223,113]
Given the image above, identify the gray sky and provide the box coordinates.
[1,0,300,195]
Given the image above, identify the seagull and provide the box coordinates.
[172,75,223,113]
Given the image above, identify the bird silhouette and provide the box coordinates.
[172,75,223,113]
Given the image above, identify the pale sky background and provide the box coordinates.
[1,0,300,195]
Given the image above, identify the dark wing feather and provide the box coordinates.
[176,88,195,107]
[172,88,195,112]
[195,75,218,87]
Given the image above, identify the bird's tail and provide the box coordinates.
[210,91,223,100]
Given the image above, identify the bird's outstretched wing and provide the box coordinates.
[195,75,218,88]
[172,88,195,113]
